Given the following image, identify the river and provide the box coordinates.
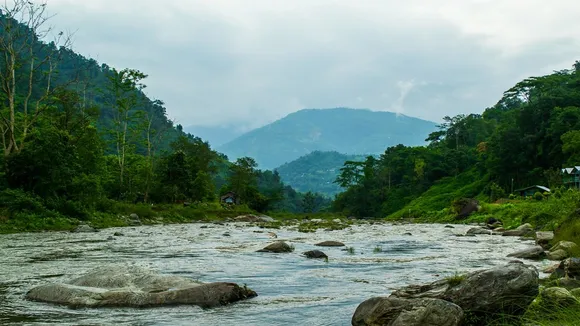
[0,222,550,325]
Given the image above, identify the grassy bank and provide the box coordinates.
[0,200,258,234]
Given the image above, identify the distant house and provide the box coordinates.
[220,192,236,204]
[561,166,580,189]
[514,185,551,198]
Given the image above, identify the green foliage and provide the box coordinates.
[534,191,544,201]
[276,151,367,196]
[445,272,466,288]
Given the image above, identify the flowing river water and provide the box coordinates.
[0,222,551,326]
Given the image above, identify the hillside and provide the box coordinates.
[333,61,580,219]
[184,124,245,148]
[217,108,438,169]
[276,151,368,196]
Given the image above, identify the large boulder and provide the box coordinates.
[352,297,463,326]
[25,266,257,308]
[506,245,546,260]
[390,262,538,322]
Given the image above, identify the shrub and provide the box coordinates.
[534,192,543,201]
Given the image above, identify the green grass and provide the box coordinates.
[387,169,487,221]
[445,272,466,288]
[0,201,260,234]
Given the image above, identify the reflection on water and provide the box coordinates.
[0,222,549,325]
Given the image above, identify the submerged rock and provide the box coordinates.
[25,265,257,308]
[352,297,463,326]
[315,241,345,247]
[257,241,293,253]
[303,250,328,259]
[506,245,546,260]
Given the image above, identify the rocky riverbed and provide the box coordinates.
[0,222,552,325]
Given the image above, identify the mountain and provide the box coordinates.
[184,124,245,148]
[276,151,369,197]
[217,108,438,169]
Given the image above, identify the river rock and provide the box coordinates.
[303,250,328,259]
[257,241,293,253]
[547,249,568,261]
[234,214,275,223]
[315,241,345,247]
[502,223,533,237]
[535,231,554,248]
[72,224,98,233]
[390,261,538,321]
[540,287,579,307]
[507,245,546,260]
[25,265,257,308]
[548,241,579,260]
[466,227,492,235]
[352,297,463,326]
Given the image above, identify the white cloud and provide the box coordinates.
[40,0,580,126]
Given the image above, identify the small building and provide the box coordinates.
[220,192,236,204]
[514,185,551,198]
[561,166,580,189]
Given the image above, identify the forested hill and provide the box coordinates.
[333,61,580,219]
[0,2,330,232]
[217,108,438,169]
[276,151,369,197]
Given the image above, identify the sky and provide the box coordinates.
[41,0,580,130]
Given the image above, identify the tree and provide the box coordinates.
[104,68,147,192]
[301,191,316,213]
[0,0,73,156]
[562,130,580,165]
[227,157,258,205]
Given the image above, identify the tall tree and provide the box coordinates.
[0,0,73,156]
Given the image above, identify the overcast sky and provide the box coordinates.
[44,0,580,130]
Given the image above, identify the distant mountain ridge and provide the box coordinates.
[217,107,438,169]
[276,151,369,197]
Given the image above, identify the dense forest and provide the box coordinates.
[276,151,369,196]
[333,61,580,218]
[0,1,330,231]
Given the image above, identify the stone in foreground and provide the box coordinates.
[26,266,257,308]
[353,262,539,325]
[352,297,463,326]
